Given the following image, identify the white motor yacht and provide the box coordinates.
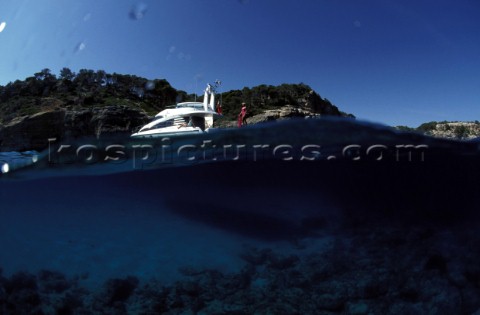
[131,83,221,138]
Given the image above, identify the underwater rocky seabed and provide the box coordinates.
[2,226,480,315]
[1,118,480,314]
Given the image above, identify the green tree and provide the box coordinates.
[454,125,470,139]
[417,121,438,133]
[59,67,75,81]
[34,68,56,81]
[32,68,57,96]
[396,125,416,132]
[58,67,76,93]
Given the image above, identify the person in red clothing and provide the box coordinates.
[238,103,247,127]
[216,101,223,115]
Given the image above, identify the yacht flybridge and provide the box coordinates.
[131,83,221,138]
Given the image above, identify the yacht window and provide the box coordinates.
[146,119,174,131]
[177,103,204,109]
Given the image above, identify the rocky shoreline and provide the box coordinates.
[215,105,322,128]
[1,103,478,153]
[0,106,149,152]
[422,121,480,140]
[0,104,331,152]
[397,121,480,140]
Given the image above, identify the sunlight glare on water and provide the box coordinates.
[1,163,9,174]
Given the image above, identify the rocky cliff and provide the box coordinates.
[0,104,326,151]
[403,121,480,140]
[216,105,324,128]
[0,106,149,152]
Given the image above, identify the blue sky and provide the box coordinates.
[0,0,479,127]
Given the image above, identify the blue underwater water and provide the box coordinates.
[1,117,480,314]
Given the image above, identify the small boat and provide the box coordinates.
[131,83,221,138]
